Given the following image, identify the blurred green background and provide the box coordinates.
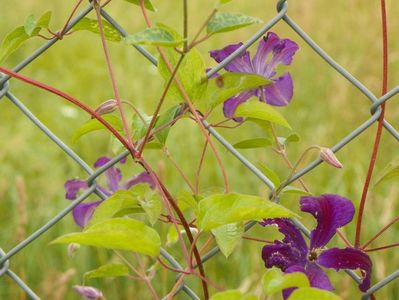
[0,0,399,299]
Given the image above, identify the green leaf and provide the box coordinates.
[73,18,122,42]
[233,138,272,149]
[289,287,342,300]
[202,72,272,110]
[153,105,182,145]
[177,190,198,212]
[375,158,399,186]
[84,264,129,280]
[197,193,296,231]
[235,100,291,129]
[262,268,309,296]
[158,47,206,104]
[278,132,300,146]
[123,0,156,11]
[212,222,243,258]
[210,290,257,300]
[88,191,142,227]
[52,218,161,257]
[207,12,261,35]
[281,186,312,196]
[166,225,180,246]
[24,15,37,36]
[219,0,234,4]
[258,163,281,188]
[71,115,122,144]
[125,26,184,47]
[133,184,162,225]
[36,11,52,28]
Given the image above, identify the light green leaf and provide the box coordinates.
[125,26,184,47]
[73,18,122,42]
[258,163,281,188]
[36,11,52,28]
[88,191,142,227]
[289,287,342,300]
[84,264,129,280]
[235,100,291,129]
[123,0,156,11]
[278,132,300,146]
[233,138,272,149]
[262,268,309,296]
[158,47,206,104]
[207,12,261,35]
[375,158,399,186]
[166,224,180,246]
[153,105,182,145]
[203,72,271,110]
[71,115,122,144]
[212,222,243,258]
[52,218,161,257]
[131,112,151,140]
[197,193,296,231]
[281,186,312,196]
[219,0,234,4]
[177,190,198,212]
[134,184,162,225]
[210,290,257,300]
[24,15,37,36]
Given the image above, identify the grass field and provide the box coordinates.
[1,0,399,299]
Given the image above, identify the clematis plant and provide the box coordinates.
[64,156,155,227]
[261,194,372,299]
[209,32,299,119]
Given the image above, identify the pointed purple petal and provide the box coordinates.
[259,73,293,106]
[317,247,372,292]
[252,32,280,75]
[300,194,355,249]
[125,172,156,190]
[223,90,254,119]
[209,43,253,73]
[94,156,122,192]
[261,218,308,271]
[65,180,88,200]
[72,201,101,228]
[266,37,299,74]
[305,262,334,291]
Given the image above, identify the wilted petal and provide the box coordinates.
[252,32,280,75]
[125,172,156,190]
[317,247,372,292]
[209,43,252,73]
[73,285,104,300]
[65,180,88,200]
[94,156,122,192]
[300,194,355,249]
[223,90,254,119]
[72,201,101,228]
[260,73,293,106]
[305,262,334,291]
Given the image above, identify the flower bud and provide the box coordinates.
[67,243,80,258]
[93,99,117,117]
[319,147,343,168]
[73,285,104,300]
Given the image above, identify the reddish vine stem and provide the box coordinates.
[59,0,84,37]
[354,0,388,248]
[365,242,399,253]
[361,215,399,250]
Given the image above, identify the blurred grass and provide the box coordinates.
[0,0,399,299]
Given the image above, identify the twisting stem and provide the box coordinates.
[355,0,388,248]
[361,215,399,250]
[59,0,84,37]
[195,139,209,194]
[188,9,217,49]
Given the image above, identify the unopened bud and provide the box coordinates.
[319,147,343,168]
[93,99,117,117]
[67,243,80,258]
[73,285,104,300]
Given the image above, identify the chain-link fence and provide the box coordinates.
[1,0,399,299]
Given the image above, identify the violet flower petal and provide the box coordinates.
[223,90,254,119]
[125,172,156,190]
[94,156,122,192]
[72,201,101,228]
[73,285,103,300]
[300,194,355,249]
[317,247,372,292]
[209,43,253,73]
[267,38,299,74]
[252,32,280,75]
[65,180,88,200]
[305,262,334,291]
[260,73,294,106]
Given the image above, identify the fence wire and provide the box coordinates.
[0,0,398,299]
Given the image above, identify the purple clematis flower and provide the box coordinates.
[64,156,155,227]
[209,32,299,119]
[261,194,372,299]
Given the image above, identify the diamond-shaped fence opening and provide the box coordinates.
[0,0,399,299]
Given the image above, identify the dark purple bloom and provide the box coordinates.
[64,156,155,227]
[209,32,299,119]
[261,194,372,298]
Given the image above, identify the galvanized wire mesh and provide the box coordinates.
[1,0,399,299]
